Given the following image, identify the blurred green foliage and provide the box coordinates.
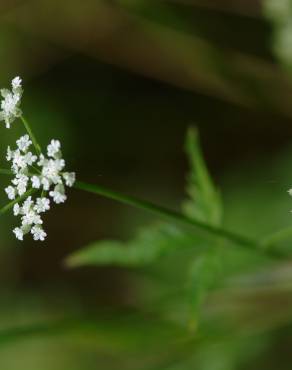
[264,0,292,68]
[2,125,289,370]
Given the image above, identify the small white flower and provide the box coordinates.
[17,135,32,152]
[22,209,42,226]
[31,175,41,189]
[34,197,50,213]
[31,225,47,241]
[12,77,22,90]
[37,154,46,167]
[6,146,13,161]
[288,189,292,196]
[13,227,24,241]
[17,183,27,196]
[0,77,23,128]
[42,158,65,184]
[5,185,16,200]
[47,139,61,158]
[20,199,40,225]
[49,184,67,204]
[24,152,37,166]
[12,150,27,172]
[12,174,29,196]
[63,172,76,187]
[22,196,34,214]
[41,177,50,191]
[13,203,20,216]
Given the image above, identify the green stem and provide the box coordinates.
[262,226,292,247]
[20,116,42,155]
[0,168,13,176]
[74,180,278,256]
[0,171,286,257]
[0,188,37,216]
[0,168,36,177]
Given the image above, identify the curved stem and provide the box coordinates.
[74,180,281,256]
[20,116,42,155]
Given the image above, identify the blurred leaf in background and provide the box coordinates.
[183,127,223,225]
[264,0,292,69]
[64,127,281,370]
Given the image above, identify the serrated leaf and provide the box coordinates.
[183,127,223,226]
[183,124,226,325]
[188,251,222,320]
[66,224,201,268]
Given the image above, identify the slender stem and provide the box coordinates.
[0,168,36,177]
[0,168,13,176]
[262,226,292,247]
[20,116,42,155]
[31,165,41,175]
[74,180,281,256]
[0,188,37,216]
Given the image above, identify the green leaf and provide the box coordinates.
[182,129,224,324]
[187,250,222,324]
[66,223,201,268]
[183,127,223,226]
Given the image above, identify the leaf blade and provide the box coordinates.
[66,224,201,268]
[183,127,223,226]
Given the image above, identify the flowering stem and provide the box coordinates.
[0,188,37,216]
[20,116,42,155]
[74,180,274,254]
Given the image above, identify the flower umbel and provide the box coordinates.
[0,77,23,128]
[5,134,75,241]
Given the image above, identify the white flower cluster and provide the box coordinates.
[0,77,23,128]
[4,134,76,241]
